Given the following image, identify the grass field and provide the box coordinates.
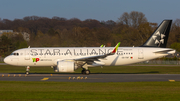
[0,81,180,101]
[0,65,180,74]
[1,65,180,101]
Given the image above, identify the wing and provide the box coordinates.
[74,42,120,62]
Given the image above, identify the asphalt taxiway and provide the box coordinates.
[0,73,179,82]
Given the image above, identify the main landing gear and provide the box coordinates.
[81,63,90,75]
[81,69,90,75]
[26,66,30,75]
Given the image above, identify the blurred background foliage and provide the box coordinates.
[0,11,180,57]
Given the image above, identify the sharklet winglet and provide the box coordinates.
[112,42,121,54]
[100,45,104,47]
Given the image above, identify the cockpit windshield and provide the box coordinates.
[11,53,19,56]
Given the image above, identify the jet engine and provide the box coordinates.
[54,61,78,72]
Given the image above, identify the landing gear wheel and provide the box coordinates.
[85,70,90,75]
[83,70,90,75]
[26,71,29,75]
[81,69,85,74]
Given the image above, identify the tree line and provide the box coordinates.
[0,11,180,57]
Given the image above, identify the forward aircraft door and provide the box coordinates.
[25,50,30,60]
[138,49,144,59]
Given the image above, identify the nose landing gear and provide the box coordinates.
[26,66,30,75]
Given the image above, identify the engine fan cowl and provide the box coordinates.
[54,61,77,72]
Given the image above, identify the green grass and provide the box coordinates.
[1,65,180,100]
[0,81,180,101]
[0,65,180,74]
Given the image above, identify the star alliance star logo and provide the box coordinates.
[152,31,165,46]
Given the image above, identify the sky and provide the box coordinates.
[0,0,179,23]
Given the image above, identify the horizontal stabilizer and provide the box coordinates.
[153,49,175,54]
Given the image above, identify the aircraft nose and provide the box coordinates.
[4,57,10,64]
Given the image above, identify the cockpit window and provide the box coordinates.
[11,53,19,56]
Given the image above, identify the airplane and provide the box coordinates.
[4,20,175,75]
[100,45,105,47]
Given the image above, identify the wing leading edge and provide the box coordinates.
[74,42,121,62]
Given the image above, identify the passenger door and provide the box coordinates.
[138,49,144,59]
[25,50,30,60]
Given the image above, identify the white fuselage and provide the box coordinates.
[4,47,175,67]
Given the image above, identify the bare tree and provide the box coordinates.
[52,16,67,21]
[118,12,129,25]
[172,19,180,30]
[118,11,147,28]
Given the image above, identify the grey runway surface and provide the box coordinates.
[0,73,179,82]
[0,63,7,65]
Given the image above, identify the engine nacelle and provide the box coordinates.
[54,61,78,72]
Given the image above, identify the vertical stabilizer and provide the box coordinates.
[141,20,172,48]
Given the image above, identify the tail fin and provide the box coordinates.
[141,20,172,48]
